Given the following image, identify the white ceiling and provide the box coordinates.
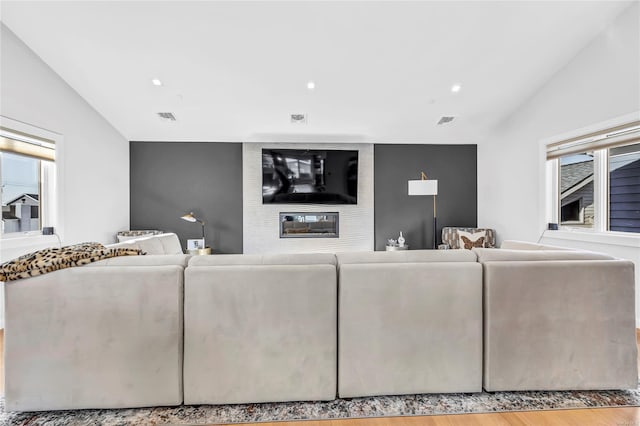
[0,1,634,143]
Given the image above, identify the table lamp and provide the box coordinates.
[181,212,205,247]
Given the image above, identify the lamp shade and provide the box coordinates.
[181,212,198,223]
[408,179,438,196]
[180,212,206,242]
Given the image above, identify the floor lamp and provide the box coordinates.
[408,172,438,249]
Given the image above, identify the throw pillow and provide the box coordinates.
[458,230,486,250]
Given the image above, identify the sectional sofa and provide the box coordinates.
[3,234,637,411]
[481,240,637,391]
[3,235,188,411]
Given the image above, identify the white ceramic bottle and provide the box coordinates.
[398,231,405,247]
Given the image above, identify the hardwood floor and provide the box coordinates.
[233,408,640,426]
[0,329,638,425]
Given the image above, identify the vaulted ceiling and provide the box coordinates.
[0,1,633,143]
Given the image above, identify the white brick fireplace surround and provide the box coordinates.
[243,143,374,254]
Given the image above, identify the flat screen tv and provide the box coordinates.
[262,149,358,204]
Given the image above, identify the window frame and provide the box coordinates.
[0,116,64,243]
[544,114,640,236]
[607,141,640,233]
[0,152,44,233]
[556,151,596,229]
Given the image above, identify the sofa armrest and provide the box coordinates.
[483,259,637,391]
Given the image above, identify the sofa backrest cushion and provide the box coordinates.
[188,252,337,267]
[87,254,190,267]
[500,240,572,251]
[107,240,140,250]
[107,233,183,255]
[336,249,477,265]
[473,248,616,263]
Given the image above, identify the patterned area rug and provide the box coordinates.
[2,389,640,426]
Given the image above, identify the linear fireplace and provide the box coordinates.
[279,212,339,238]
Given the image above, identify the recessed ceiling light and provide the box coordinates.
[307,81,315,90]
[451,84,462,93]
[291,113,307,124]
[152,78,163,86]
[157,112,176,121]
[437,116,456,125]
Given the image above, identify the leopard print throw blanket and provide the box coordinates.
[0,242,143,282]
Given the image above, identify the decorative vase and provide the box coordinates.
[398,232,405,247]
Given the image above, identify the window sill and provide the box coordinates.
[542,229,640,248]
[0,233,61,262]
[1,230,45,239]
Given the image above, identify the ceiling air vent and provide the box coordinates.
[437,116,455,125]
[157,112,177,122]
[290,113,307,124]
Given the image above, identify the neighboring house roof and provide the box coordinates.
[5,193,39,206]
[561,161,593,195]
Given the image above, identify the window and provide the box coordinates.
[559,152,594,228]
[0,125,56,235]
[609,142,640,233]
[547,121,640,234]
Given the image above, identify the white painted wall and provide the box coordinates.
[0,24,130,327]
[243,143,374,254]
[0,23,130,247]
[478,4,640,323]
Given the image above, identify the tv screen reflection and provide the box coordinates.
[262,149,358,204]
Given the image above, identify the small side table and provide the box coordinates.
[187,247,212,255]
[385,245,408,251]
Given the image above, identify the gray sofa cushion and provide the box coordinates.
[4,265,184,411]
[473,248,616,262]
[483,259,637,391]
[338,262,483,397]
[500,240,572,250]
[88,254,190,267]
[188,253,337,267]
[184,264,337,404]
[336,249,477,265]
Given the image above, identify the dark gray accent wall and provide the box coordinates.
[374,144,477,251]
[130,142,243,254]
